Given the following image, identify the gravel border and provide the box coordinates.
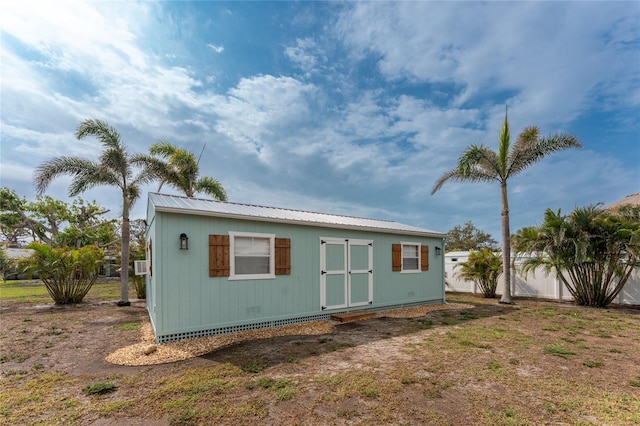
[105,303,471,366]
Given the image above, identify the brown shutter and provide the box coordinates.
[147,238,152,277]
[392,244,402,271]
[209,235,230,277]
[421,245,429,271]
[275,238,291,275]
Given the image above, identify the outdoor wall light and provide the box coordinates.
[435,246,442,256]
[180,233,189,250]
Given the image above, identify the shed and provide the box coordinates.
[145,193,446,343]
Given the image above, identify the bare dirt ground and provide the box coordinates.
[1,289,639,425]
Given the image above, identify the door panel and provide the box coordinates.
[348,239,373,307]
[325,274,347,307]
[349,273,370,306]
[320,239,347,310]
[321,238,373,310]
[325,243,345,270]
[350,244,369,270]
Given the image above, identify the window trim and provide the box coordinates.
[229,231,276,280]
[400,242,421,273]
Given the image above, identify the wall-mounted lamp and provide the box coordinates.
[435,246,442,256]
[179,233,189,250]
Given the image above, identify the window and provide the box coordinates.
[402,244,420,271]
[392,243,429,272]
[230,232,275,279]
[209,234,291,278]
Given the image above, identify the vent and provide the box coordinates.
[246,306,261,315]
[134,260,148,276]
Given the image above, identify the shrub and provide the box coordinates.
[132,275,146,299]
[454,248,502,298]
[0,249,14,280]
[20,242,103,304]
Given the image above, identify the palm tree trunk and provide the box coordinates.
[118,200,131,306]
[500,182,513,304]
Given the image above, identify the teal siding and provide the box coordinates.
[148,208,445,341]
[145,213,157,333]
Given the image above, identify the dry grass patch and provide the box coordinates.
[2,290,639,425]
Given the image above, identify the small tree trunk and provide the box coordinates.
[500,182,513,304]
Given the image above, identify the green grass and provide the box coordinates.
[544,345,577,358]
[241,360,266,373]
[82,381,117,395]
[0,281,52,303]
[114,322,140,331]
[0,280,123,304]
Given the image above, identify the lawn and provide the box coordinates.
[0,278,123,304]
[1,281,639,425]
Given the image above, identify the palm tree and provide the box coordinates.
[513,205,640,307]
[431,108,582,303]
[134,142,227,200]
[34,119,151,306]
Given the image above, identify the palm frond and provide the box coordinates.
[195,177,227,201]
[432,145,500,194]
[431,167,497,194]
[149,141,179,158]
[497,107,510,173]
[512,126,540,152]
[127,185,142,207]
[507,132,582,177]
[68,167,120,196]
[34,157,98,194]
[139,141,224,198]
[76,119,122,150]
[101,149,132,187]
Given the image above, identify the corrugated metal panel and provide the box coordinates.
[148,193,444,237]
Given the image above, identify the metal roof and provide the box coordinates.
[148,193,444,238]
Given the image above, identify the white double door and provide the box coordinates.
[320,238,373,310]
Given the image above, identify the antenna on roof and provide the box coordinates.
[197,143,206,166]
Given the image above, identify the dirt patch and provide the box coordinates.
[2,292,639,425]
[105,303,472,366]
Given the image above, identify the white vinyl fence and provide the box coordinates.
[445,251,640,305]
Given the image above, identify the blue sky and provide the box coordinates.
[1,1,639,243]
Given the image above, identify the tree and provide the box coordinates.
[34,119,152,306]
[134,142,227,200]
[454,248,503,298]
[432,108,581,304]
[513,205,640,307]
[0,187,117,248]
[55,198,118,249]
[0,188,32,245]
[21,242,104,304]
[446,221,498,251]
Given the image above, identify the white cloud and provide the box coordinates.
[207,43,224,53]
[337,2,639,125]
[0,0,636,245]
[285,38,320,73]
